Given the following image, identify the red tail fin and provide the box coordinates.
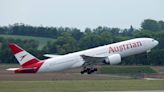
[9,43,41,68]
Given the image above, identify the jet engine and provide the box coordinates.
[104,54,121,65]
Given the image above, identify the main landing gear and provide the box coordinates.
[80,67,98,74]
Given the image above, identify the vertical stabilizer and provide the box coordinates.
[9,43,40,68]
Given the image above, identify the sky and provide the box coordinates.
[0,0,164,30]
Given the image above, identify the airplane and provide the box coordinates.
[7,38,159,74]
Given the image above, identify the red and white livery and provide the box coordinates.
[7,38,158,74]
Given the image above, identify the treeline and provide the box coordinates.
[0,19,164,65]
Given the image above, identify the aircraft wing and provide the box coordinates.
[80,55,106,67]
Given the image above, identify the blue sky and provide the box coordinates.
[0,0,164,30]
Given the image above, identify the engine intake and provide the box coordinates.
[104,54,121,65]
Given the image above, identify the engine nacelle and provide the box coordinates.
[104,54,121,65]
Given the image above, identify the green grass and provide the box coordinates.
[0,80,164,92]
[0,34,54,49]
[100,66,157,74]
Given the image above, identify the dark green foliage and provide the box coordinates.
[45,32,79,54]
[141,19,164,31]
[0,19,164,65]
[79,33,102,49]
[141,19,160,31]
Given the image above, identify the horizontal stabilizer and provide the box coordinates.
[6,68,20,71]
[44,54,62,58]
[7,67,37,73]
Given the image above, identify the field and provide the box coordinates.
[0,80,164,92]
[0,34,54,49]
[0,64,164,92]
[100,66,157,74]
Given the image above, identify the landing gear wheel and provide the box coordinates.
[81,67,98,74]
[94,68,97,71]
[80,71,85,74]
[87,70,92,74]
[87,68,97,74]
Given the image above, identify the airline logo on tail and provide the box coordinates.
[20,54,27,61]
[15,51,36,66]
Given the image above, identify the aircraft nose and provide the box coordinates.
[154,40,159,46]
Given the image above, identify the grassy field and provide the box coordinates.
[0,34,54,49]
[100,66,157,74]
[0,65,164,92]
[0,80,164,92]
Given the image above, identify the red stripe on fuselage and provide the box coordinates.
[17,58,44,73]
[15,61,44,73]
[21,58,40,68]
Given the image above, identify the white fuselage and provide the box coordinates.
[38,38,159,73]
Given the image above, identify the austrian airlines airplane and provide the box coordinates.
[7,38,158,74]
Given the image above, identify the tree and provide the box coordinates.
[79,33,102,49]
[85,28,92,34]
[100,31,113,45]
[110,28,120,35]
[68,28,84,41]
[45,32,79,54]
[141,19,160,31]
[134,30,154,38]
[159,20,164,30]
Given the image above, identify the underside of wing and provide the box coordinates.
[80,55,106,67]
[80,54,121,74]
[80,54,122,67]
